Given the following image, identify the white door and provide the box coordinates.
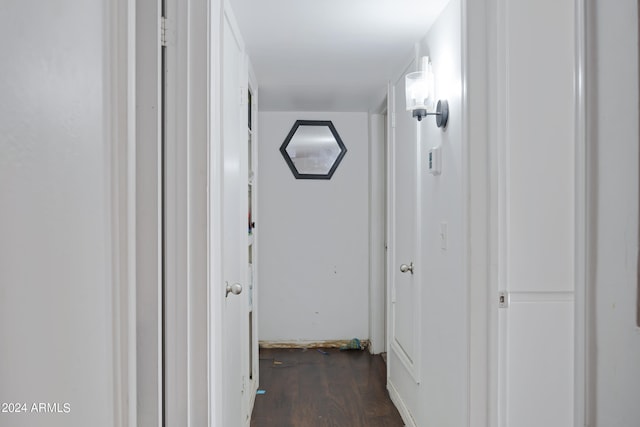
[388,61,422,403]
[222,6,250,427]
[495,0,576,426]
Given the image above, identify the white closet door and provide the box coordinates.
[496,0,576,425]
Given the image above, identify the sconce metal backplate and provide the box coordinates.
[435,100,449,128]
[412,100,449,128]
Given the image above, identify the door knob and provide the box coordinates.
[400,262,414,274]
[225,282,243,297]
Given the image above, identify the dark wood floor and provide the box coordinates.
[250,348,405,427]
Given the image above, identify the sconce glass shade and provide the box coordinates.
[404,57,447,128]
[405,65,435,113]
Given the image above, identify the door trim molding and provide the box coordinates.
[385,81,394,376]
[108,0,139,425]
[163,0,212,424]
[134,0,164,425]
[574,0,588,425]
[208,1,224,426]
[462,0,491,425]
[246,60,260,424]
[368,112,387,355]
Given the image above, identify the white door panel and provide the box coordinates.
[222,7,249,427]
[392,80,419,370]
[503,297,574,427]
[389,60,421,387]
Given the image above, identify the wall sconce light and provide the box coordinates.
[405,56,448,128]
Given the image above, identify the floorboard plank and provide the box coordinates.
[251,348,404,427]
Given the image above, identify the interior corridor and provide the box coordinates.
[251,348,403,427]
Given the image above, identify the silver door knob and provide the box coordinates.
[400,262,414,274]
[225,282,243,297]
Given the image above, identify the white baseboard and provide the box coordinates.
[387,380,416,427]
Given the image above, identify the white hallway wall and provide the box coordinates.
[0,1,120,426]
[590,0,640,424]
[416,0,467,424]
[387,1,469,426]
[257,111,370,342]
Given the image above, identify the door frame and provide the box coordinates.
[247,61,260,418]
[134,0,163,425]
[574,0,588,425]
[369,110,387,355]
[209,0,225,424]
[108,0,145,425]
[162,0,213,424]
[462,0,491,426]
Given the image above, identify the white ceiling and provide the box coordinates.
[229,0,451,112]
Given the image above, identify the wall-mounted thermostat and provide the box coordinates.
[428,146,442,175]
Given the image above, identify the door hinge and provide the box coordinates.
[498,291,509,308]
[160,16,168,47]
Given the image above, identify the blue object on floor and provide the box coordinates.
[340,338,362,351]
[256,389,266,395]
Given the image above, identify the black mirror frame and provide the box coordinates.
[279,120,347,180]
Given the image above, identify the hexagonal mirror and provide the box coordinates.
[279,120,347,180]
